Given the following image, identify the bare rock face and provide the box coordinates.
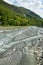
[0,26,43,65]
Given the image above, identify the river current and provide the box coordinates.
[0,26,43,65]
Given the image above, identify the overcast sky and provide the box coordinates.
[3,0,43,18]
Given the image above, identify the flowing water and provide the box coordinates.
[0,26,43,65]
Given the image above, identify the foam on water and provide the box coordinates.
[0,26,43,53]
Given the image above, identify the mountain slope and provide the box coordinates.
[1,0,41,19]
[0,0,43,26]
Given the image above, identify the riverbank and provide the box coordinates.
[0,26,28,29]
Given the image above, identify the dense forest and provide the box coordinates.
[0,0,43,26]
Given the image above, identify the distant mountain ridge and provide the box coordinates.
[0,0,43,26]
[2,0,41,19]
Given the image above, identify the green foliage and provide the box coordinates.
[0,0,43,26]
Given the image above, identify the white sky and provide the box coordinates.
[3,0,43,18]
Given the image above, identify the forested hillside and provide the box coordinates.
[0,0,43,26]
